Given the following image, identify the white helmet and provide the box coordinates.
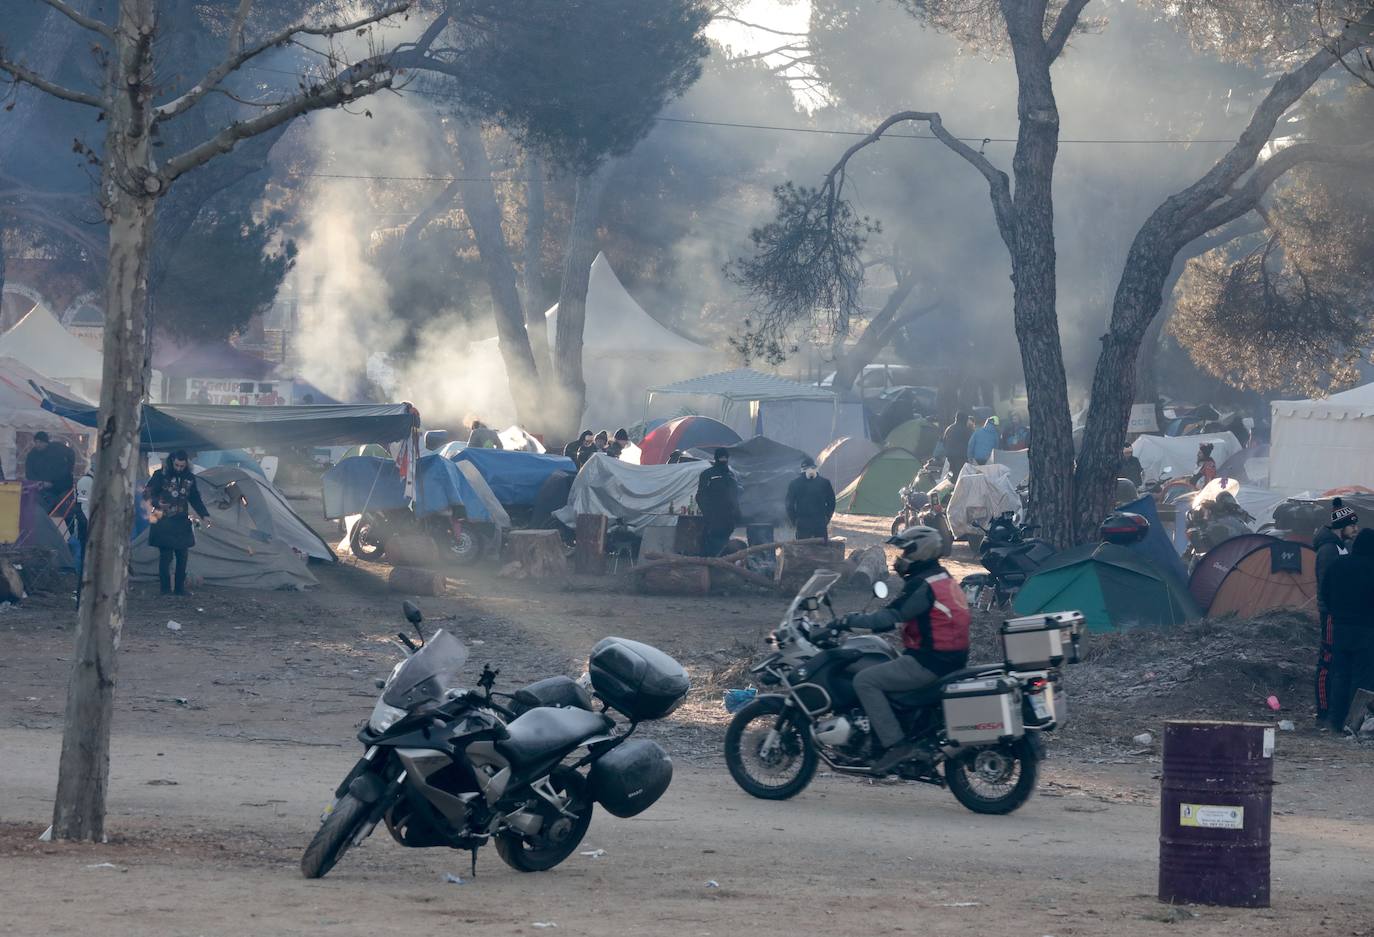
[885,525,944,568]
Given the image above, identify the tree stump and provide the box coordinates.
[637,564,711,595]
[387,535,442,569]
[574,514,608,575]
[775,538,847,592]
[508,530,569,579]
[388,566,447,596]
[0,560,24,603]
[673,514,707,556]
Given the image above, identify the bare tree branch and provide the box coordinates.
[1045,0,1092,61]
[153,0,412,121]
[36,0,114,39]
[0,56,103,108]
[227,0,255,55]
[712,14,808,37]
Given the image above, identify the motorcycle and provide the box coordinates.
[724,571,1079,814]
[349,506,491,566]
[301,601,689,879]
[959,512,1055,611]
[891,486,931,537]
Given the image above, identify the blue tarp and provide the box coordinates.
[321,455,505,522]
[1119,494,1189,588]
[450,448,577,506]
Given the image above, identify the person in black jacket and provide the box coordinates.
[941,412,973,478]
[785,456,836,541]
[564,430,593,461]
[1319,526,1374,732]
[1315,499,1361,727]
[144,451,211,596]
[696,448,740,557]
[25,431,76,514]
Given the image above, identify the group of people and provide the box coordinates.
[691,449,837,558]
[1314,499,1374,733]
[938,412,1028,477]
[562,428,633,467]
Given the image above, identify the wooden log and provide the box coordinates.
[774,539,848,591]
[635,553,781,592]
[637,564,711,595]
[507,530,568,578]
[845,546,890,588]
[673,514,707,556]
[574,514,608,575]
[387,534,443,569]
[388,566,447,596]
[0,560,23,603]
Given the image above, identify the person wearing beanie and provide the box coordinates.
[1319,526,1374,731]
[1191,442,1218,486]
[1314,497,1360,726]
[786,456,837,541]
[695,447,740,557]
[607,428,630,460]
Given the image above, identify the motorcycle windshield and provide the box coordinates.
[782,570,842,627]
[382,629,469,710]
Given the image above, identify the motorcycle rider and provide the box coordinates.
[832,526,971,773]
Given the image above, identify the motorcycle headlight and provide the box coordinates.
[368,698,408,734]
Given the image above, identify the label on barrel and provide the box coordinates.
[1180,804,1245,830]
[1263,728,1275,758]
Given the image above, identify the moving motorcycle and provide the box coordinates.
[301,602,688,879]
[959,513,1055,611]
[724,571,1079,814]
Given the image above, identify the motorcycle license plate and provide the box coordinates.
[1030,694,1050,720]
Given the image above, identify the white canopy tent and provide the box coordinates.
[470,253,723,428]
[1271,383,1374,490]
[0,357,91,480]
[0,302,162,402]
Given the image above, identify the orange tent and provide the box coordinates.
[1208,540,1318,618]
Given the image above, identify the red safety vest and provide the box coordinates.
[902,571,971,654]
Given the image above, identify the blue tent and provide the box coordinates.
[450,448,576,506]
[1118,493,1189,588]
[322,455,508,523]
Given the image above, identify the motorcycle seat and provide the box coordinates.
[891,665,1003,709]
[497,706,614,766]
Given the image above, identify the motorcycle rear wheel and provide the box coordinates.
[724,696,818,800]
[890,515,906,537]
[300,793,370,879]
[349,518,387,561]
[494,768,593,872]
[945,738,1038,815]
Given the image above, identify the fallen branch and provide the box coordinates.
[633,553,780,591]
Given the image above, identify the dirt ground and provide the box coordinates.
[2,508,1372,936]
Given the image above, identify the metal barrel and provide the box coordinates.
[1158,720,1274,908]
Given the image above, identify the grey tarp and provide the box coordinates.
[755,399,867,463]
[554,453,702,532]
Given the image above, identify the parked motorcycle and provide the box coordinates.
[891,486,931,537]
[349,507,491,566]
[301,602,688,879]
[959,513,1055,611]
[724,571,1079,814]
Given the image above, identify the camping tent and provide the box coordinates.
[1117,494,1189,586]
[833,448,920,517]
[883,419,940,460]
[554,453,702,532]
[1131,432,1242,484]
[686,435,810,527]
[647,368,843,449]
[1013,542,1201,631]
[450,448,577,506]
[817,436,881,493]
[1188,535,1317,617]
[639,416,741,465]
[0,357,90,481]
[1270,383,1374,490]
[1220,444,1269,486]
[471,253,723,427]
[130,466,333,590]
[0,303,112,402]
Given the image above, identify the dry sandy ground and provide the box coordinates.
[1,513,1372,936]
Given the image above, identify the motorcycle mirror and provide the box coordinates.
[872,581,889,600]
[402,600,423,625]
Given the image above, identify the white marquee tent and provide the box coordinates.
[0,356,91,480]
[0,301,163,402]
[471,253,723,428]
[1271,383,1374,490]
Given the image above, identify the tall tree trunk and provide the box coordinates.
[51,0,156,842]
[830,277,920,394]
[521,153,550,375]
[551,165,611,436]
[1001,1,1075,548]
[453,124,542,428]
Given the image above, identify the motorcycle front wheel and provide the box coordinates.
[724,696,818,800]
[945,738,1039,815]
[349,516,387,561]
[300,793,371,879]
[494,768,593,872]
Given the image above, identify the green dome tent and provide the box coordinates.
[833,447,920,516]
[1012,542,1200,632]
[883,418,940,460]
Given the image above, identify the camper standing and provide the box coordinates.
[696,448,741,557]
[144,451,211,597]
[786,457,836,541]
[1314,499,1359,727]
[1319,526,1374,732]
